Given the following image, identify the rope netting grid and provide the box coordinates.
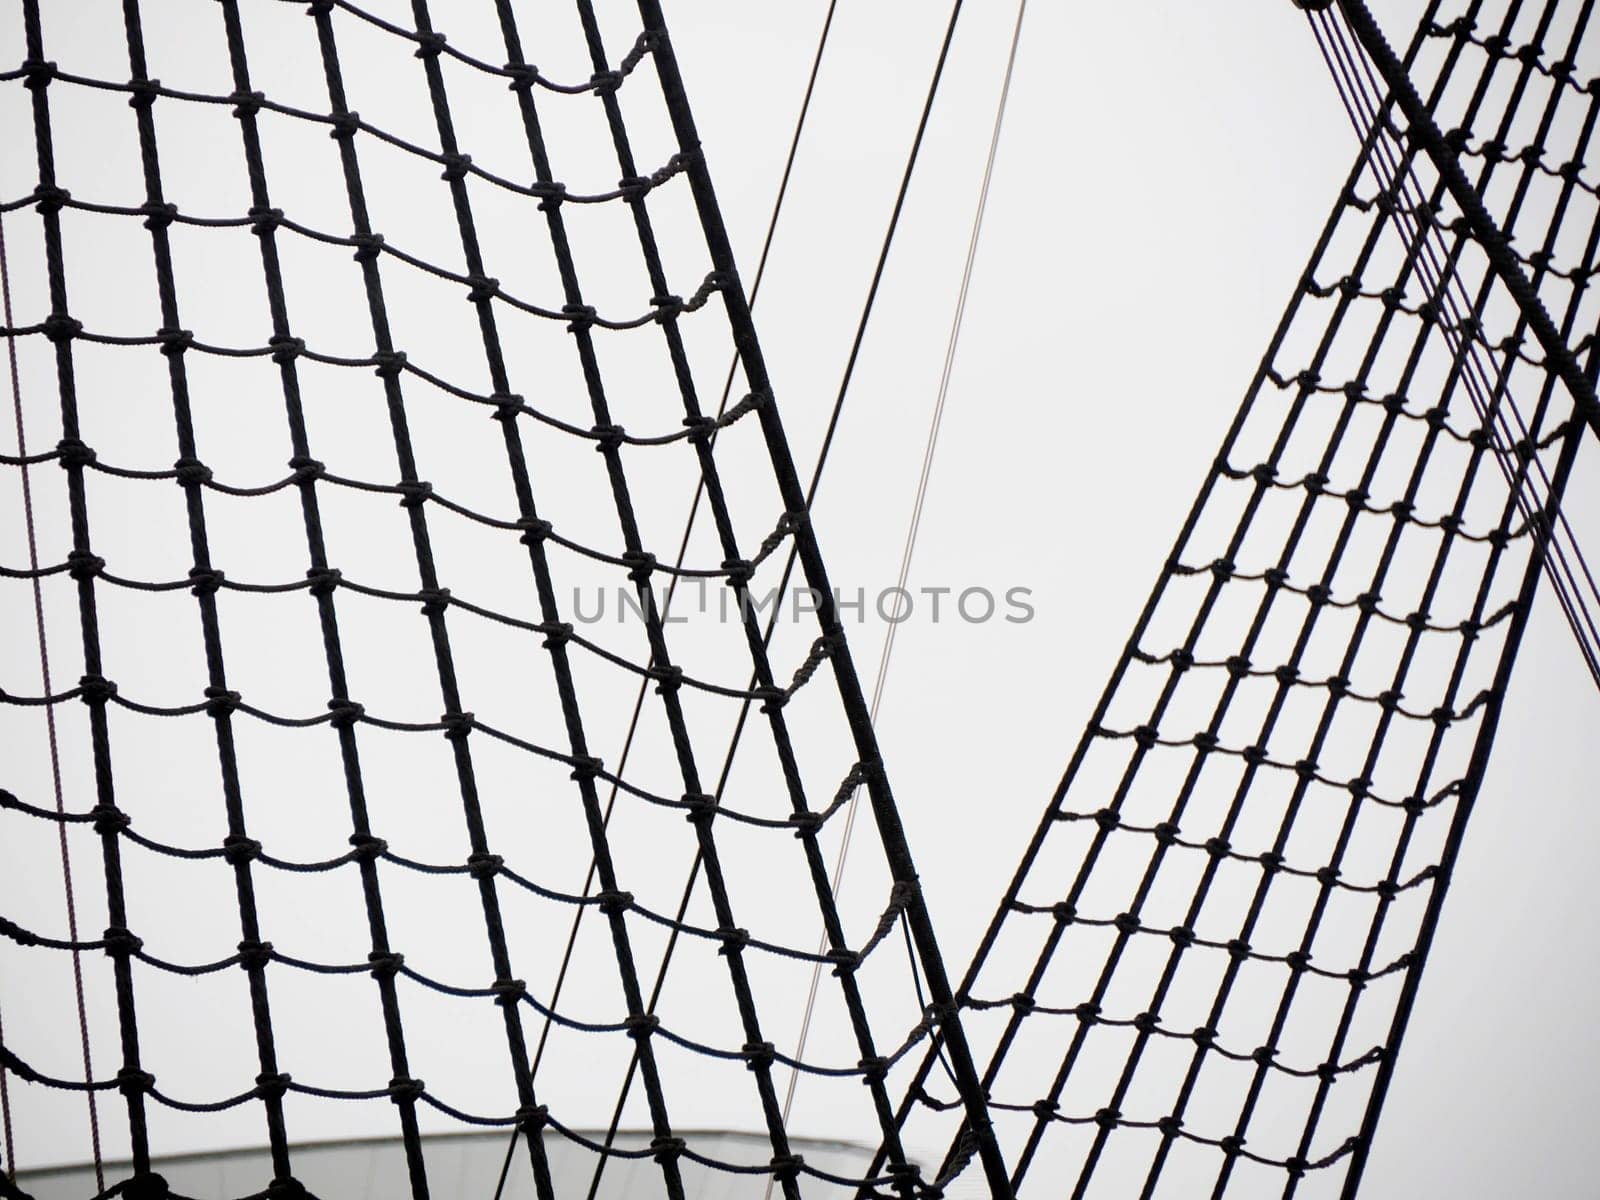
[0,1,1012,1196]
[880,0,1600,1196]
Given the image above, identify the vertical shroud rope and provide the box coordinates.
[1,198,107,1196]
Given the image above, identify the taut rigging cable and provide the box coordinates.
[1307,2,1600,690]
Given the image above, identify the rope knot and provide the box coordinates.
[373,350,408,379]
[42,313,82,343]
[596,888,633,916]
[741,1041,777,1070]
[237,939,274,969]
[515,1103,549,1131]
[621,550,656,583]
[516,516,553,546]
[563,303,598,332]
[141,201,178,230]
[540,621,574,650]
[682,792,717,826]
[767,1153,804,1180]
[490,392,523,422]
[502,62,539,92]
[625,1012,660,1041]
[649,1136,685,1164]
[412,30,447,59]
[302,564,342,596]
[465,274,498,304]
[1113,912,1141,936]
[91,804,130,835]
[172,456,211,486]
[1168,925,1195,948]
[326,697,364,728]
[387,1076,425,1103]
[418,587,451,616]
[350,231,384,262]
[569,755,604,782]
[188,567,225,596]
[465,852,503,881]
[117,1067,155,1097]
[348,833,387,862]
[67,550,106,581]
[103,926,144,958]
[530,180,567,211]
[267,335,304,365]
[716,926,750,957]
[56,437,96,468]
[229,89,266,118]
[367,951,404,978]
[222,835,262,865]
[396,478,433,508]
[77,673,117,704]
[327,110,361,142]
[204,686,242,718]
[491,978,526,1007]
[31,183,69,213]
[17,54,60,86]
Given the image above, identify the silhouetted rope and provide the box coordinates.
[0,201,102,1194]
[0,1,1009,1195]
[887,2,1600,1194]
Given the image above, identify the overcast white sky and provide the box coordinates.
[2,1,1598,1197]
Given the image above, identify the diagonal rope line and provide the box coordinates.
[1319,3,1600,678]
[0,204,103,1195]
[576,4,974,1194]
[772,1,1032,1171]
[517,0,842,1094]
[1309,4,1600,690]
[566,7,1005,1197]
[494,7,844,1199]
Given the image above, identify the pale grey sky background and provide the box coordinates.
[2,1,1597,1196]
